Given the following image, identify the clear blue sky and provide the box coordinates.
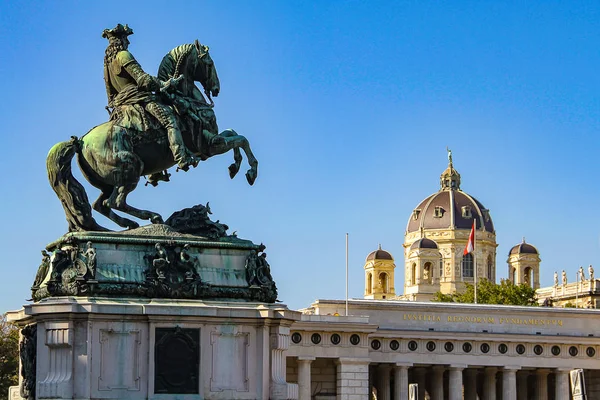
[1,1,599,313]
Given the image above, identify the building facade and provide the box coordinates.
[287,300,600,400]
[284,154,600,400]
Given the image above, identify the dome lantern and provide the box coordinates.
[440,148,461,190]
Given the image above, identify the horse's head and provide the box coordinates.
[194,40,220,102]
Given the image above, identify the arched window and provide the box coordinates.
[524,267,533,287]
[462,254,474,278]
[423,262,432,284]
[379,272,388,293]
[487,255,493,280]
[366,273,372,294]
[439,258,444,279]
[411,263,416,285]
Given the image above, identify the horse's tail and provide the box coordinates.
[47,137,107,232]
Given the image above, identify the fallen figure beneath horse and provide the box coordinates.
[47,31,258,232]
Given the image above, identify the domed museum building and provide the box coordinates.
[284,154,600,400]
[402,155,497,301]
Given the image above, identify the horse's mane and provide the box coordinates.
[157,43,196,82]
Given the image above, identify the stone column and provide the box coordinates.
[414,367,426,400]
[297,357,315,400]
[535,369,549,400]
[394,363,412,400]
[448,365,465,400]
[336,358,370,400]
[502,367,519,400]
[517,371,528,400]
[464,368,477,400]
[483,368,497,400]
[554,368,570,400]
[431,366,445,400]
[377,364,392,400]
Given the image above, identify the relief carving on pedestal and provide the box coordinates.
[144,242,204,298]
[32,241,98,300]
[19,324,37,400]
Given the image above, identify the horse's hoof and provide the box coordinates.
[245,169,257,186]
[228,163,239,179]
[127,221,140,229]
[151,215,164,224]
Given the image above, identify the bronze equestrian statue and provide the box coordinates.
[47,24,258,232]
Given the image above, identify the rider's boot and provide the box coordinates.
[146,102,198,171]
[168,125,198,171]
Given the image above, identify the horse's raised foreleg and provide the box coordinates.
[104,182,164,225]
[210,129,242,178]
[229,148,243,179]
[93,189,140,229]
[208,129,258,185]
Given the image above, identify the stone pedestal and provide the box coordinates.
[10,220,295,399]
[8,297,300,400]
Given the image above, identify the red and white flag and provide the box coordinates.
[464,220,475,255]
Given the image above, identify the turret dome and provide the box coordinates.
[409,238,439,250]
[366,245,393,261]
[509,240,539,255]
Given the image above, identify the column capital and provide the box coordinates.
[297,356,316,362]
[395,362,413,368]
[503,366,521,372]
[449,364,467,370]
[555,368,571,373]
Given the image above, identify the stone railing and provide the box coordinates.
[536,279,599,302]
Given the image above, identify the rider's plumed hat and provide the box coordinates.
[102,24,134,40]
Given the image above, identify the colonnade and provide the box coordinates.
[295,358,572,400]
[375,364,571,400]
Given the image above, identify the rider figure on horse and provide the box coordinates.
[102,24,197,172]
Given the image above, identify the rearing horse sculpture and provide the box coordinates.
[47,41,258,232]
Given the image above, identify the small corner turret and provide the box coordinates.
[364,245,396,300]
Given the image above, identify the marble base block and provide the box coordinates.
[7,297,300,400]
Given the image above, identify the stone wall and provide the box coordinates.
[336,359,370,400]
[311,358,336,397]
[286,357,298,383]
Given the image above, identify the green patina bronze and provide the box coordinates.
[47,24,258,232]
[36,25,277,304]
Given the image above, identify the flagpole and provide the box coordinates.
[576,268,579,308]
[345,233,349,316]
[474,220,478,304]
